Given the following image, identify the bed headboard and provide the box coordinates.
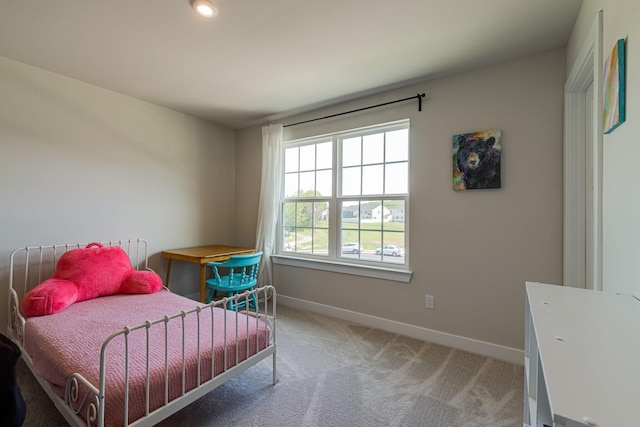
[7,239,153,341]
[9,238,152,294]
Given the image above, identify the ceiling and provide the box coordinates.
[0,0,583,129]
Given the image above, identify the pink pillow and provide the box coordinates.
[22,242,163,317]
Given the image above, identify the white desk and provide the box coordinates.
[524,282,640,427]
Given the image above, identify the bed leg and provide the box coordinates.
[272,352,278,385]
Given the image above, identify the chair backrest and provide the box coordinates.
[211,252,262,288]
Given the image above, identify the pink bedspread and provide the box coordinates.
[24,289,271,426]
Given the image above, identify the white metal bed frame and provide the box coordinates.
[7,239,276,427]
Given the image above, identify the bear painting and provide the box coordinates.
[452,129,502,190]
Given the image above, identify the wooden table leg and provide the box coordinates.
[165,259,173,289]
[199,264,207,303]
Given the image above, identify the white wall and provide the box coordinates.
[0,56,237,332]
[568,0,640,296]
[236,48,566,353]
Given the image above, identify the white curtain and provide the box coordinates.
[256,124,283,286]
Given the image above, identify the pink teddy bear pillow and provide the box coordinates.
[22,242,163,317]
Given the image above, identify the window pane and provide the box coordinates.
[316,141,332,169]
[314,201,329,227]
[316,170,332,197]
[378,232,405,264]
[285,147,299,173]
[284,173,299,197]
[340,230,361,259]
[341,200,359,225]
[342,166,361,196]
[362,133,384,165]
[283,226,295,251]
[299,171,315,196]
[384,200,405,228]
[342,136,361,167]
[296,228,313,253]
[297,202,313,227]
[283,202,296,226]
[385,162,408,194]
[362,164,383,195]
[361,230,381,254]
[299,144,315,171]
[313,228,328,255]
[385,129,409,162]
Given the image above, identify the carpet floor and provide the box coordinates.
[17,304,523,426]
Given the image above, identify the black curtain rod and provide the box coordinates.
[283,93,426,127]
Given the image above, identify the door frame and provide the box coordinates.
[564,10,603,290]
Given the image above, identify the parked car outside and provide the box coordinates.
[342,242,363,254]
[375,245,404,257]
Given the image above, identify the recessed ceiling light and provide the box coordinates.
[192,0,218,18]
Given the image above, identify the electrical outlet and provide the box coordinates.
[425,294,435,309]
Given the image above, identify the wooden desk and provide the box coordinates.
[162,245,255,302]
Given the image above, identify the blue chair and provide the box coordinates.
[205,252,262,311]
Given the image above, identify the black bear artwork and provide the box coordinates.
[453,129,502,190]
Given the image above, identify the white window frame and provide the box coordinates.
[273,120,412,283]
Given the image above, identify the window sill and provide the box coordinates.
[271,254,413,283]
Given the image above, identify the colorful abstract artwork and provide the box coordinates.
[603,38,626,134]
[452,129,501,190]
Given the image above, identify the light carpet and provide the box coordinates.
[17,304,523,426]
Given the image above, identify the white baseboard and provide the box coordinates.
[278,294,524,366]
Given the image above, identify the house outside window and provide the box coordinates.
[280,120,409,268]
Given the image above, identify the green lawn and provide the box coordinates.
[285,220,405,253]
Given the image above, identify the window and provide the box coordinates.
[280,120,409,269]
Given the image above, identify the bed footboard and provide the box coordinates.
[60,287,276,427]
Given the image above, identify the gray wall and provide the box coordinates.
[0,56,237,331]
[568,0,640,296]
[0,44,568,353]
[236,48,566,351]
